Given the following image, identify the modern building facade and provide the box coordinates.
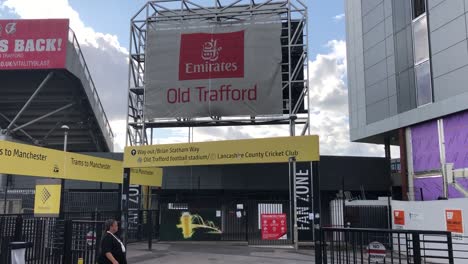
[346,0,468,200]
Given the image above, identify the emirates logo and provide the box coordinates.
[201,39,222,62]
[179,31,244,80]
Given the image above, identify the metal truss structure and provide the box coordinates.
[127,0,309,146]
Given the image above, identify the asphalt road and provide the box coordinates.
[126,242,315,264]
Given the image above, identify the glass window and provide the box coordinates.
[413,15,429,65]
[412,0,426,19]
[415,61,432,106]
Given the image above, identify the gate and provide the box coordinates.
[319,227,455,264]
[0,210,160,264]
[330,199,391,229]
[159,200,294,245]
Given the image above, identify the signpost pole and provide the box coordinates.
[312,161,322,264]
[289,156,298,250]
[3,177,8,214]
[59,125,69,219]
[121,168,131,245]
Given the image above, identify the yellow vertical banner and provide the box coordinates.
[34,179,62,217]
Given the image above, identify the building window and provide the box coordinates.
[412,0,426,19]
[413,15,429,65]
[415,61,432,106]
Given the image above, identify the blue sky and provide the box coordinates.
[67,0,345,59]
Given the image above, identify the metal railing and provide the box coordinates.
[320,227,456,264]
[67,29,114,145]
[0,210,159,264]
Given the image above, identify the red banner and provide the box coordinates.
[261,213,287,240]
[0,19,69,70]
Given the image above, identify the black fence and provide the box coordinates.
[329,199,391,230]
[0,189,122,214]
[319,227,457,264]
[0,210,159,264]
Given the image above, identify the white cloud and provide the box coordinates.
[149,39,397,158]
[308,40,399,157]
[333,13,345,22]
[2,0,129,151]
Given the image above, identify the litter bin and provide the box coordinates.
[9,242,33,264]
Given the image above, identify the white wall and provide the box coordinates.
[392,198,468,263]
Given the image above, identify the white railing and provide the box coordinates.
[67,29,115,146]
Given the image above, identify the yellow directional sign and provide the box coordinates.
[131,168,163,187]
[34,179,62,217]
[65,152,122,183]
[0,140,64,178]
[0,140,163,187]
[123,135,320,168]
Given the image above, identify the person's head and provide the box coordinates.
[104,219,118,234]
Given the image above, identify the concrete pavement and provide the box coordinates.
[126,241,315,264]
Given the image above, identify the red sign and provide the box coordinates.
[261,214,287,240]
[179,31,244,80]
[393,210,405,225]
[0,19,69,70]
[446,209,464,234]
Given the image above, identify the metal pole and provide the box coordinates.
[59,126,69,219]
[292,158,298,250]
[63,130,68,152]
[312,161,322,264]
[11,103,74,133]
[289,156,298,250]
[3,177,8,214]
[437,119,448,198]
[6,72,54,131]
[121,168,131,246]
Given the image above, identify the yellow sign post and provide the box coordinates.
[34,179,62,217]
[123,135,319,168]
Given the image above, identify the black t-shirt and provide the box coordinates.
[98,233,127,264]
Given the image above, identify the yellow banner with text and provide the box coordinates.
[0,140,162,186]
[123,135,319,168]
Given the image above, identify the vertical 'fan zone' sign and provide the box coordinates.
[0,19,69,69]
[145,17,283,118]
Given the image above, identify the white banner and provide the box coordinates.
[144,17,283,118]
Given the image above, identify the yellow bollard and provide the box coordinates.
[77,257,83,264]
